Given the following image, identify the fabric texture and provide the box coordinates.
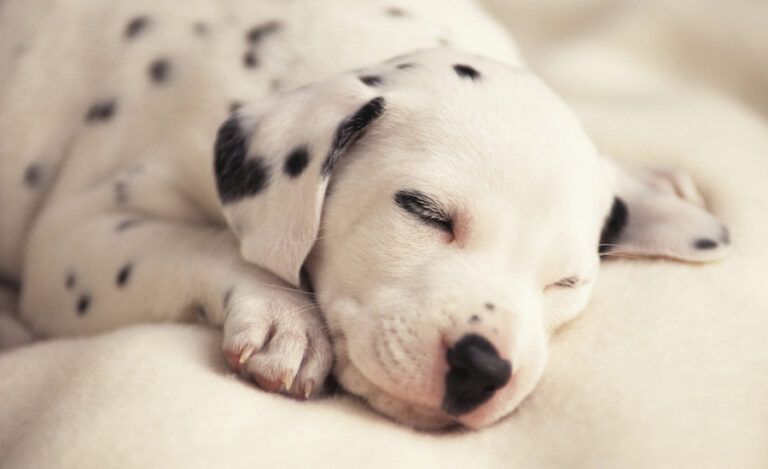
[1,0,767,467]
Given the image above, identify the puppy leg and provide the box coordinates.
[21,211,332,398]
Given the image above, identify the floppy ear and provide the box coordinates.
[599,159,731,262]
[214,77,385,285]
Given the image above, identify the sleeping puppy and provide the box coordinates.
[0,0,730,430]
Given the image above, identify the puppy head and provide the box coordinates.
[214,49,730,430]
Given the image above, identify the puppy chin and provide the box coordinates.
[334,356,458,431]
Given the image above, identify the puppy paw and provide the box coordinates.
[222,290,332,399]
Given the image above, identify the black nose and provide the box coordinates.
[442,334,512,416]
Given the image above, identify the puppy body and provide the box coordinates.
[0,0,729,429]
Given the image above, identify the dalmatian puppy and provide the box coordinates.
[0,0,730,430]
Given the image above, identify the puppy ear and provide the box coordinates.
[599,159,731,262]
[214,77,385,285]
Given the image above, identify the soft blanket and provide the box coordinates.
[2,0,767,467]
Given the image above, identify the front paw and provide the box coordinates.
[222,290,332,399]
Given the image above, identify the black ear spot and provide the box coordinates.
[125,16,150,39]
[599,197,628,253]
[322,97,386,176]
[214,116,271,203]
[359,75,382,87]
[453,64,480,80]
[284,145,311,178]
[693,238,718,250]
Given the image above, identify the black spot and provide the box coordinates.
[693,238,718,250]
[396,63,415,70]
[214,116,271,203]
[385,7,407,17]
[76,294,91,315]
[284,145,311,178]
[484,302,495,311]
[246,20,281,43]
[125,16,150,39]
[322,97,386,176]
[453,64,480,80]
[229,101,243,114]
[116,218,142,232]
[116,263,132,287]
[24,164,42,187]
[468,315,481,325]
[359,75,382,87]
[85,100,117,122]
[192,21,209,36]
[599,197,628,254]
[243,50,258,68]
[114,181,129,204]
[149,58,171,83]
[65,272,76,290]
[195,305,207,321]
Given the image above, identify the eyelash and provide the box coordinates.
[394,190,453,234]
[545,276,582,291]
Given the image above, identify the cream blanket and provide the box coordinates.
[2,0,767,467]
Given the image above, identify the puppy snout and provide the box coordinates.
[442,334,512,416]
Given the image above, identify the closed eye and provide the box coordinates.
[394,190,453,234]
[544,276,584,291]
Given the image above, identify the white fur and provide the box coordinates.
[0,0,729,429]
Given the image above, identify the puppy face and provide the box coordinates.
[215,49,730,429]
[306,55,612,429]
